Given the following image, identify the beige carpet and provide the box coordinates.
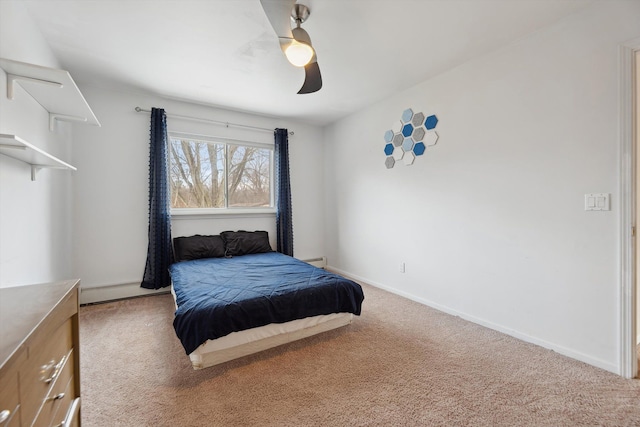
[79,283,640,426]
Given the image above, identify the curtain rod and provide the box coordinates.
[134,107,294,136]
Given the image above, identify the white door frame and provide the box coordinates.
[620,37,640,379]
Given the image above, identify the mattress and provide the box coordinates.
[170,252,364,356]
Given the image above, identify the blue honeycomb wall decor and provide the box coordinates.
[384,108,439,169]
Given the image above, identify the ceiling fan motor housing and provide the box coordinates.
[291,4,310,24]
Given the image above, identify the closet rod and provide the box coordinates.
[134,107,294,136]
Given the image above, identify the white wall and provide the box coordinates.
[72,85,325,294]
[0,0,74,287]
[324,1,640,374]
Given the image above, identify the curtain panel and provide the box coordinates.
[141,107,173,289]
[274,128,293,256]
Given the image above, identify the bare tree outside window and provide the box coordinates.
[169,136,271,209]
[228,145,271,207]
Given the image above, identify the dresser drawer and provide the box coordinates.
[20,319,73,426]
[32,349,74,427]
[49,376,78,427]
[0,365,21,427]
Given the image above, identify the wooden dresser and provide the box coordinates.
[0,280,81,427]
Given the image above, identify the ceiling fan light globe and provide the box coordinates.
[285,41,314,67]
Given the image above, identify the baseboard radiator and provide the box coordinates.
[80,282,168,305]
[301,256,327,269]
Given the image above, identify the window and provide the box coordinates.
[168,133,273,212]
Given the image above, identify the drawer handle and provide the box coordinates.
[0,405,19,426]
[40,359,56,381]
[42,355,67,384]
[54,397,80,427]
[47,393,65,401]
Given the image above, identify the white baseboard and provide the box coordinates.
[81,282,169,305]
[328,265,618,375]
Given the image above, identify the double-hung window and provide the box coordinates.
[168,132,273,214]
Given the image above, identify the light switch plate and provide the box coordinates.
[584,193,610,211]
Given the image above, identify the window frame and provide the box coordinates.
[168,131,276,217]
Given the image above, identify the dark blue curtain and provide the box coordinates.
[141,108,173,289]
[275,128,293,256]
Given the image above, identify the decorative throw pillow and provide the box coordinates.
[220,230,273,257]
[173,234,226,262]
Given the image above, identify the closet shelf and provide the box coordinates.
[0,58,101,130]
[0,133,77,181]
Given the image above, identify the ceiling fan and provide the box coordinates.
[260,0,322,94]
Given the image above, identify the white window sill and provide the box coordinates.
[171,208,276,220]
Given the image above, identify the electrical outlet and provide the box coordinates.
[399,262,405,273]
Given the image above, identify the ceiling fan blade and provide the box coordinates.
[298,60,322,94]
[260,0,296,39]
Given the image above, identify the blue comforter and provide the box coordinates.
[171,252,364,354]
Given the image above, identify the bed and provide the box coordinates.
[170,231,364,369]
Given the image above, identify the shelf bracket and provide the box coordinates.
[30,165,68,181]
[6,73,63,100]
[49,114,88,131]
[31,165,41,181]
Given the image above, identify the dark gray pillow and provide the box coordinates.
[173,235,225,262]
[220,230,272,257]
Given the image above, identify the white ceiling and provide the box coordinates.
[22,0,593,126]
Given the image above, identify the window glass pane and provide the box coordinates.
[168,134,273,211]
[169,137,225,208]
[228,145,271,207]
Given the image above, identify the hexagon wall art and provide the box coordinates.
[383,108,439,169]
